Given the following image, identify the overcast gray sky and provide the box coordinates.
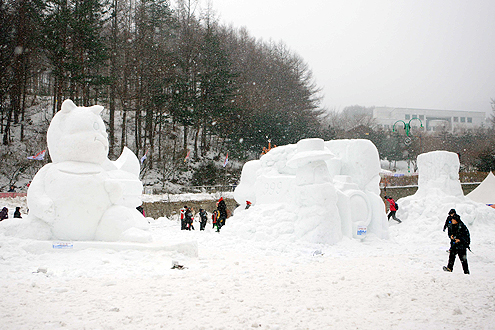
[210,0,495,114]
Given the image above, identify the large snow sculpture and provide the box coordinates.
[398,150,495,225]
[27,99,150,241]
[415,151,464,198]
[232,138,388,244]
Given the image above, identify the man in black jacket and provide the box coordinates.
[199,209,208,231]
[443,209,470,274]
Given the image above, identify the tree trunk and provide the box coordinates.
[183,124,188,152]
[2,105,12,145]
[20,71,27,141]
[120,107,127,154]
[108,0,118,158]
[194,124,200,160]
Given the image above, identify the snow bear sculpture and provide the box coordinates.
[27,99,150,241]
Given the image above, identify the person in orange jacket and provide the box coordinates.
[212,209,220,231]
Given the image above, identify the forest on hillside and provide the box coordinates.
[2,0,495,193]
[0,0,328,191]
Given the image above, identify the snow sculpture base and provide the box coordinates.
[23,99,150,242]
[398,150,495,225]
[20,240,198,258]
[231,138,388,244]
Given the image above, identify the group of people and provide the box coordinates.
[1,185,22,221]
[384,193,470,274]
[0,206,22,221]
[180,197,229,232]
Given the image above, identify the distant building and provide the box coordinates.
[373,107,486,133]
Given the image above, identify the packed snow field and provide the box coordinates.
[1,196,495,330]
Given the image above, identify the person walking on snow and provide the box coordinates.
[212,209,220,231]
[443,208,460,236]
[443,209,470,274]
[384,195,401,223]
[0,207,8,221]
[180,206,187,230]
[13,206,22,218]
[199,208,208,231]
[185,207,195,230]
[217,197,228,230]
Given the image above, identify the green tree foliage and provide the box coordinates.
[43,0,108,112]
[474,149,495,172]
[1,0,326,186]
[2,0,45,144]
[191,161,218,186]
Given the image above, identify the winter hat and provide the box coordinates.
[449,209,456,215]
[246,201,252,205]
[218,197,223,202]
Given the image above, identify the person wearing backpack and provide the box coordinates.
[443,209,470,274]
[185,207,195,230]
[443,208,460,236]
[384,195,401,223]
[199,208,208,231]
[217,197,228,229]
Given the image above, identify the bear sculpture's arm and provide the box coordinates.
[104,146,142,207]
[27,164,56,223]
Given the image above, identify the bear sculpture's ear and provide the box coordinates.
[61,99,77,113]
[90,105,104,115]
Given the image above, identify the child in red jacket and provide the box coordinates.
[385,195,401,223]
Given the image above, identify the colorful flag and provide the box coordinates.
[184,150,191,162]
[27,149,46,160]
[223,152,229,167]
[140,149,149,165]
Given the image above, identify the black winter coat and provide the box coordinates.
[184,210,193,224]
[199,210,207,222]
[447,220,470,250]
[218,200,227,218]
[443,214,460,236]
[0,207,8,221]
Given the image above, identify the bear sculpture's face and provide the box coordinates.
[47,99,109,164]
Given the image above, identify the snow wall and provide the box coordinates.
[397,150,495,225]
[229,138,389,244]
[2,99,151,242]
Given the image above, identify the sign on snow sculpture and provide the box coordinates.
[233,138,389,244]
[27,99,150,242]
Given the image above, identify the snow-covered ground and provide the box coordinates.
[1,196,494,330]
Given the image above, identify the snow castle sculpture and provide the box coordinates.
[27,99,150,241]
[233,138,389,244]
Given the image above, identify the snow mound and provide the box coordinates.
[398,150,495,226]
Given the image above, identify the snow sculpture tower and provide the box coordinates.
[397,150,495,225]
[286,138,342,243]
[27,99,150,241]
[415,150,464,198]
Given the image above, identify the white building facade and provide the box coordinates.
[373,107,486,133]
